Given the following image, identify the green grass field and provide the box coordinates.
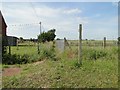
[2,40,118,88]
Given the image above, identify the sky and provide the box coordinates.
[1,2,118,40]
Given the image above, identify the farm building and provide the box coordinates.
[0,11,18,46]
[0,11,7,36]
[7,36,18,46]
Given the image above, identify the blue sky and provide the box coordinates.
[1,2,118,40]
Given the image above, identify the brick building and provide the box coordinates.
[0,11,7,36]
[0,11,18,46]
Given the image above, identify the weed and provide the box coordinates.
[2,65,10,68]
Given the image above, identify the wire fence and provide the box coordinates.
[6,38,118,56]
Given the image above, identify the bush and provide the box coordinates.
[74,62,82,68]
[2,54,30,65]
[39,46,56,61]
[88,50,107,60]
[20,54,30,64]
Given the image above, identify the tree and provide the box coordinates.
[30,38,33,42]
[47,29,56,42]
[19,37,24,43]
[56,38,60,40]
[38,29,56,43]
[38,32,47,43]
[118,37,120,45]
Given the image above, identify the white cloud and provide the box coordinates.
[63,8,82,14]
[2,3,87,39]
[35,7,82,18]
[2,3,117,40]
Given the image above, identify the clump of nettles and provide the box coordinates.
[39,41,57,61]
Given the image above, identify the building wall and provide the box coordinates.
[7,36,17,46]
[0,11,7,36]
[2,36,17,46]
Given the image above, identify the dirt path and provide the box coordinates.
[2,60,45,77]
[33,60,45,65]
[2,67,22,77]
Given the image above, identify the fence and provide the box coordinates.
[55,37,72,52]
[6,37,118,55]
[7,40,53,55]
[69,40,118,47]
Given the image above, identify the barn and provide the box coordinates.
[0,11,7,36]
[0,11,18,46]
[7,36,18,46]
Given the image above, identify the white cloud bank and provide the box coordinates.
[2,3,87,39]
[2,2,118,40]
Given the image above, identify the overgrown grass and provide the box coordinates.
[2,41,118,88]
[3,58,118,88]
[4,42,56,64]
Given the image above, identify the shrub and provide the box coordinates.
[20,54,30,64]
[74,62,82,68]
[2,54,30,65]
[39,46,56,61]
[88,50,107,60]
[2,65,10,68]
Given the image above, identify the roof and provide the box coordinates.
[7,36,19,39]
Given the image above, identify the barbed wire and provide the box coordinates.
[8,23,39,27]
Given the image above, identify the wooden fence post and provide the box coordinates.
[103,37,106,48]
[9,45,11,55]
[78,24,82,65]
[64,37,72,50]
[17,39,19,50]
[38,42,40,54]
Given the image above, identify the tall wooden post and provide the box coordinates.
[39,22,41,35]
[17,39,19,50]
[37,35,40,54]
[78,24,82,65]
[38,42,40,54]
[38,22,41,54]
[103,37,106,48]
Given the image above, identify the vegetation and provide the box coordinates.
[2,40,118,88]
[118,37,120,45]
[38,29,56,43]
[19,37,24,43]
[3,42,56,64]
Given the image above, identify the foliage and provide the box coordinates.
[88,50,107,60]
[56,38,61,40]
[73,62,82,68]
[38,32,48,43]
[38,29,56,43]
[3,42,57,64]
[47,29,56,41]
[19,37,24,43]
[2,41,118,88]
[118,37,120,45]
[39,44,56,61]
[2,54,27,64]
[30,38,33,42]
[3,57,118,88]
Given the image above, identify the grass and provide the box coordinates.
[2,41,118,88]
[8,46,37,55]
[2,59,118,88]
